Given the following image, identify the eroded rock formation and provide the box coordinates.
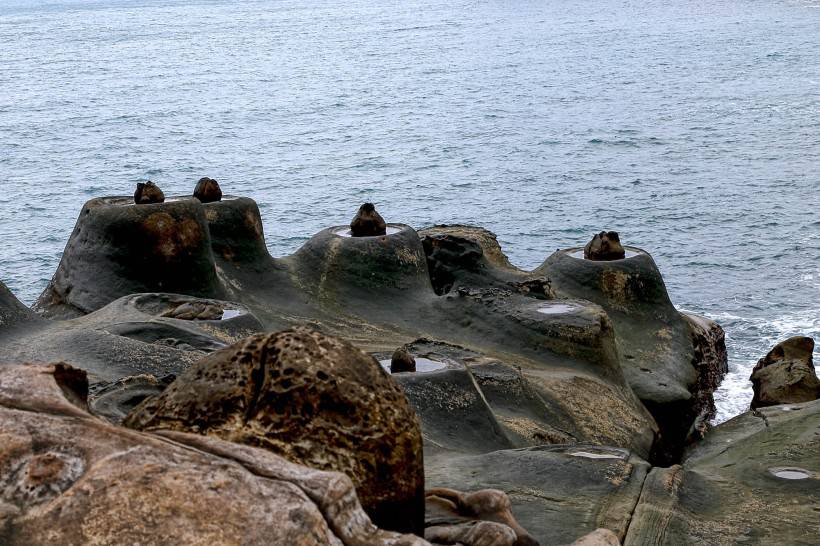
[350,202,387,237]
[124,327,425,535]
[0,363,428,546]
[392,346,417,373]
[193,176,222,203]
[134,181,165,204]
[583,231,625,261]
[750,336,819,409]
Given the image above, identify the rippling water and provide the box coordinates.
[1,0,818,421]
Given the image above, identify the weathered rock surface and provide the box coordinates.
[133,180,165,204]
[625,398,820,546]
[193,176,222,203]
[34,197,223,317]
[0,363,429,546]
[425,488,538,546]
[750,336,819,409]
[425,445,651,545]
[124,327,425,535]
[567,529,621,546]
[350,202,387,236]
[583,232,625,261]
[537,248,727,464]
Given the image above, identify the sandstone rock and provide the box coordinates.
[626,398,820,546]
[134,181,165,204]
[194,177,223,203]
[124,327,425,535]
[350,203,387,237]
[568,529,621,546]
[750,336,819,409]
[583,232,625,261]
[425,488,538,546]
[0,363,430,546]
[392,346,416,373]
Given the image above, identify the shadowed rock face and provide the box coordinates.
[193,177,222,203]
[584,232,625,261]
[350,203,387,237]
[750,336,819,409]
[134,181,165,204]
[124,327,425,535]
[0,363,429,546]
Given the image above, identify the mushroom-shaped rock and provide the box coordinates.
[584,231,625,261]
[193,177,223,203]
[33,197,222,317]
[425,488,539,546]
[134,181,165,204]
[124,327,425,535]
[350,203,387,237]
[750,336,819,409]
[391,346,416,373]
[0,363,429,545]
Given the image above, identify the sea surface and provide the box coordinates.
[1,0,818,421]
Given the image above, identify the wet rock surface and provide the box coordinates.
[124,327,425,535]
[350,202,387,237]
[750,336,819,409]
[0,363,428,546]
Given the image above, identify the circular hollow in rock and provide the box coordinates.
[769,467,812,480]
[334,225,403,238]
[379,357,448,374]
[536,303,583,315]
[570,451,625,460]
[569,248,641,260]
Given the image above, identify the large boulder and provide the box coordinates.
[0,363,428,545]
[124,327,425,535]
[750,336,819,409]
[0,281,36,327]
[350,203,387,237]
[625,398,820,546]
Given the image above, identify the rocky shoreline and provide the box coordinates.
[0,181,817,545]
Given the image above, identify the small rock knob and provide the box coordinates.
[391,346,416,373]
[193,177,222,203]
[134,181,165,205]
[583,231,625,261]
[350,203,387,237]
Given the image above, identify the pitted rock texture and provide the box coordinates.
[350,203,387,237]
[194,177,223,203]
[125,327,425,535]
[583,232,625,261]
[750,336,819,409]
[0,363,429,546]
[134,181,165,204]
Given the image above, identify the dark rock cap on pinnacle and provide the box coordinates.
[134,181,165,205]
[193,177,222,203]
[583,231,625,261]
[350,203,387,237]
[391,346,416,373]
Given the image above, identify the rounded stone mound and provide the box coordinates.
[124,327,425,535]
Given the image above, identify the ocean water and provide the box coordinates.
[1,0,818,421]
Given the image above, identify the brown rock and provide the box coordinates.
[125,327,425,535]
[750,336,819,409]
[392,346,417,373]
[0,363,429,546]
[583,232,625,261]
[134,181,165,204]
[350,203,387,237]
[193,177,223,203]
[568,528,621,546]
[425,488,539,546]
